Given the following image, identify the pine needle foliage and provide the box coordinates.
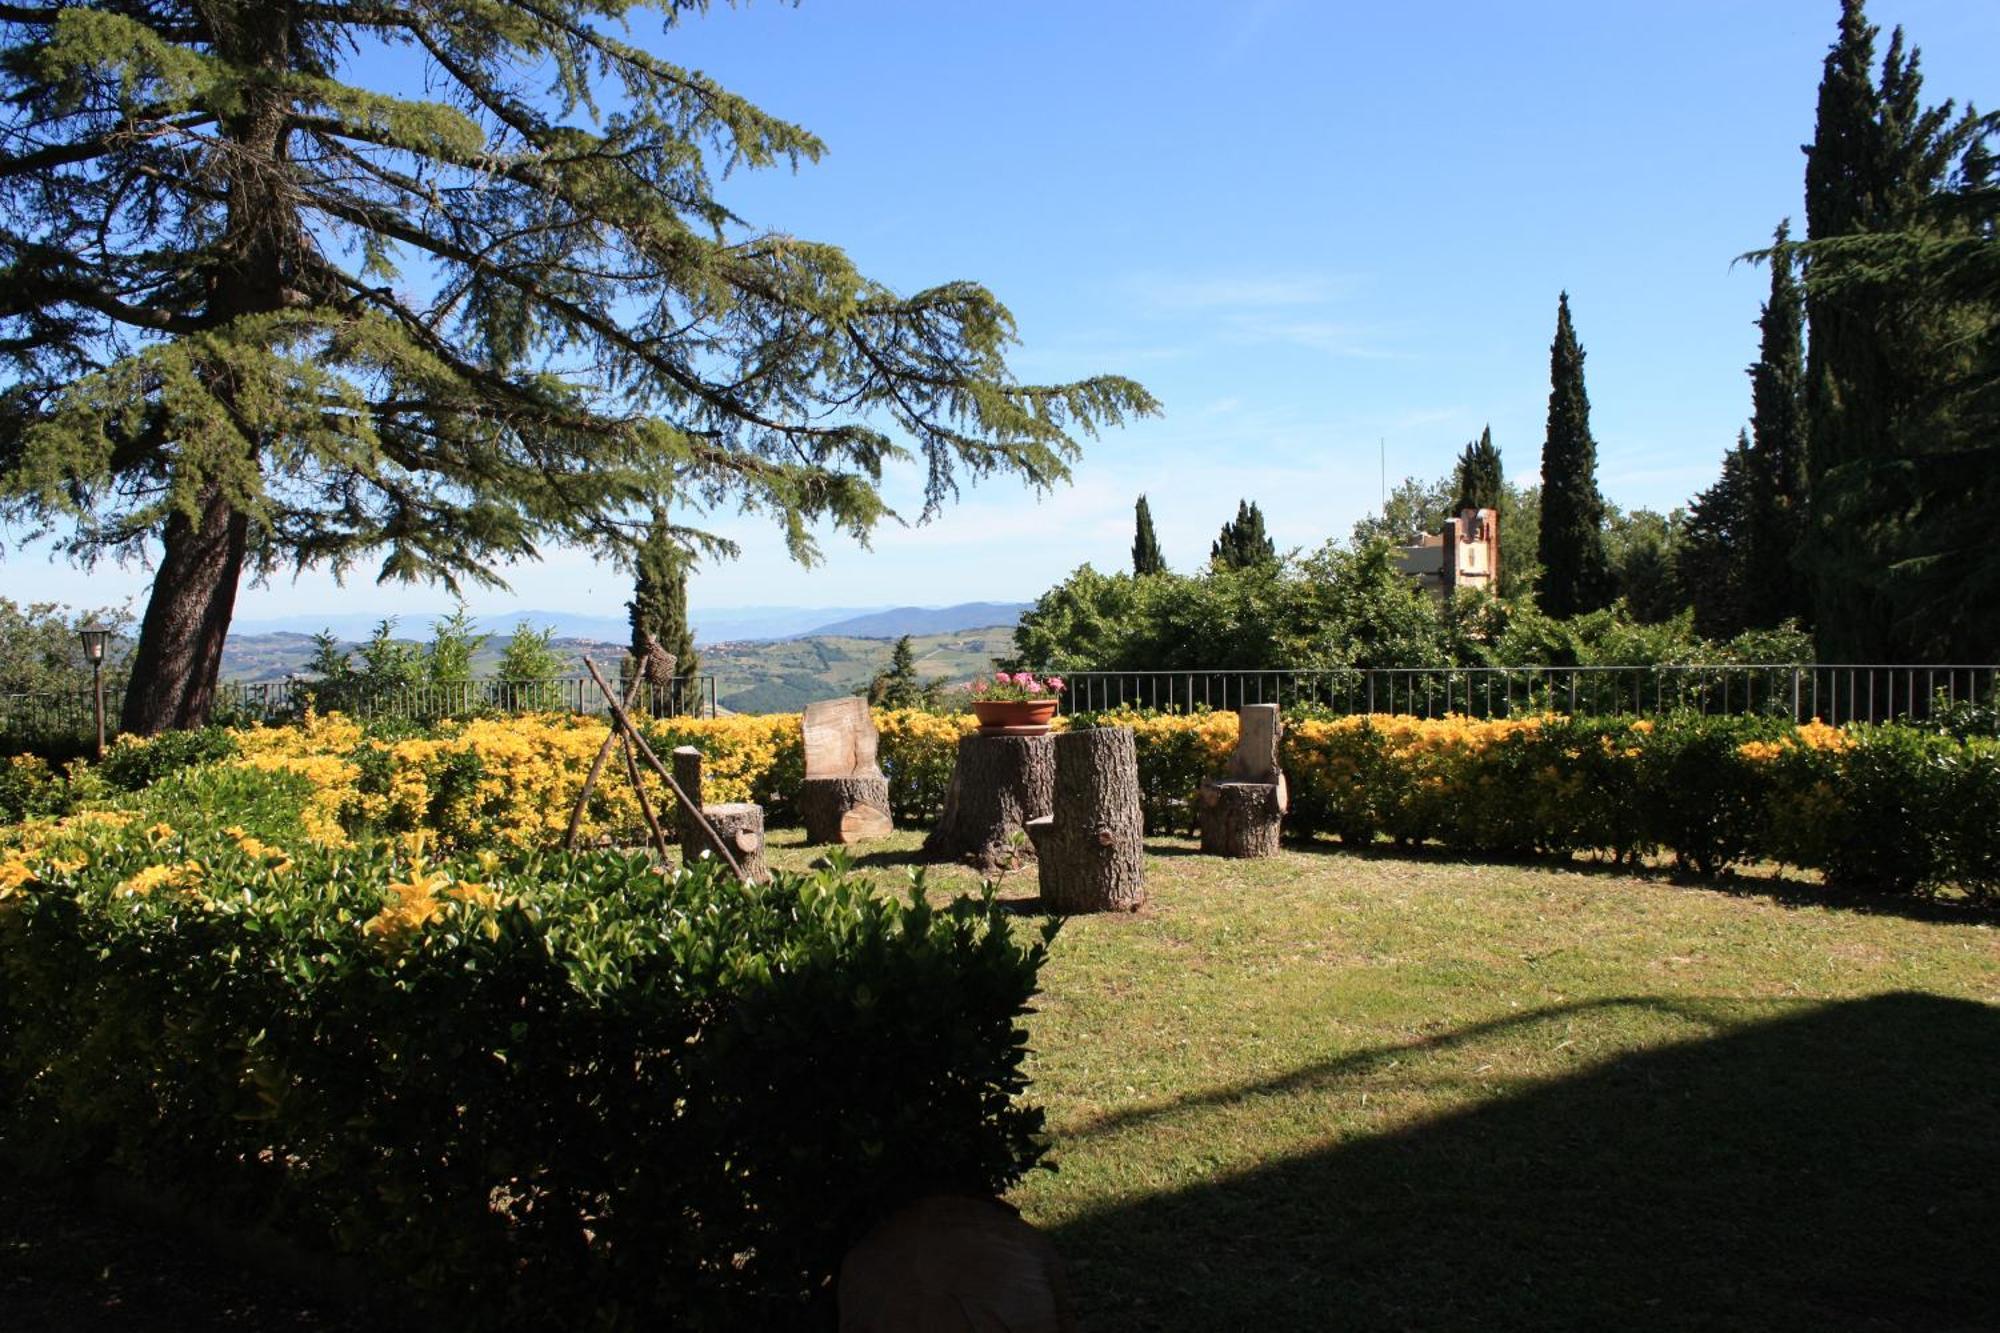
[1132,494,1165,576]
[1799,0,1992,659]
[628,510,696,710]
[1536,293,1612,618]
[1743,221,1811,630]
[1210,499,1275,571]
[0,2,1157,731]
[1451,426,1503,512]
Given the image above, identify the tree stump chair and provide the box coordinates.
[798,697,894,845]
[1025,726,1145,913]
[1197,703,1287,858]
[922,731,1056,874]
[671,745,768,882]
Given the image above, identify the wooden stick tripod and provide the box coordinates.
[563,655,749,883]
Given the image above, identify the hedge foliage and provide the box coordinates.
[10,706,1997,899]
[1070,708,1999,899]
[0,774,1054,1328]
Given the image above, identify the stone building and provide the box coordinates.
[1392,506,1499,598]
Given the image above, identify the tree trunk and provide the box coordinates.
[1030,727,1145,914]
[1197,780,1283,858]
[672,744,766,882]
[683,802,767,884]
[119,485,250,735]
[800,774,894,845]
[122,10,294,736]
[923,733,1056,873]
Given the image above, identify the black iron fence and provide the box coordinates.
[0,672,718,746]
[1056,664,2000,727]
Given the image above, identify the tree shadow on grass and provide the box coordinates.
[1278,836,2000,928]
[1049,992,2000,1332]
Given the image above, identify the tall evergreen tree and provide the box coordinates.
[868,635,923,707]
[0,3,1155,733]
[1451,426,1504,511]
[628,512,697,714]
[1211,499,1276,570]
[1132,494,1166,576]
[1743,221,1811,628]
[1536,293,1612,618]
[1801,0,1986,659]
[1679,434,1757,639]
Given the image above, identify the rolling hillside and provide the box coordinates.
[705,627,1014,713]
[219,623,1020,714]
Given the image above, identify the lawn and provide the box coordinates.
[778,831,2000,1332]
[6,830,1996,1330]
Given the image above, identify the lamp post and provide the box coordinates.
[78,623,111,760]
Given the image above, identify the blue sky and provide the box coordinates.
[7,0,1997,628]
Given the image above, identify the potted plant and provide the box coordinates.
[969,671,1065,734]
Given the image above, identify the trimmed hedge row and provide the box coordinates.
[12,707,1998,899]
[0,771,1054,1329]
[1076,708,2000,899]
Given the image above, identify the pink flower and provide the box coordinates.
[994,671,1009,684]
[971,678,987,694]
[1048,676,1065,693]
[1013,672,1035,687]
[1024,680,1043,694]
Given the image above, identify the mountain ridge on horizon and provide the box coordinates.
[230,599,1028,647]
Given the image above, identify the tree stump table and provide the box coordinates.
[922,732,1056,873]
[672,745,768,882]
[1026,726,1145,913]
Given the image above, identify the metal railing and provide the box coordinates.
[1054,665,2000,726]
[0,671,719,744]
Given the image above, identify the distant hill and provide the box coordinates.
[231,603,970,647]
[705,626,1015,714]
[219,617,1023,710]
[791,602,1029,640]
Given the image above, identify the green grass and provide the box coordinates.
[766,830,2000,1332]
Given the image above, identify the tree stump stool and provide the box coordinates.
[1027,727,1145,913]
[672,745,768,882]
[922,732,1056,873]
[799,698,894,844]
[1197,703,1286,859]
[838,1195,1076,1333]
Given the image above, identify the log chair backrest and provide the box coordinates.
[671,745,705,821]
[1226,704,1283,786]
[802,696,883,780]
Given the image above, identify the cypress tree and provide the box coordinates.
[629,512,698,714]
[1536,293,1612,618]
[1744,221,1811,628]
[1451,426,1504,511]
[1211,500,1276,570]
[1801,0,1985,658]
[1132,494,1166,576]
[0,3,1156,733]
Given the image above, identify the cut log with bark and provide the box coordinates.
[799,698,893,845]
[1030,727,1145,913]
[1197,704,1286,858]
[671,744,768,882]
[922,732,1056,873]
[1197,781,1283,858]
[800,775,894,844]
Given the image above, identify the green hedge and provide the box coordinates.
[0,781,1055,1328]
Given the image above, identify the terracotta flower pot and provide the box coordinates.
[972,698,1058,735]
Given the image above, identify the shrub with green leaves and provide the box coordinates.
[0,823,1054,1329]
